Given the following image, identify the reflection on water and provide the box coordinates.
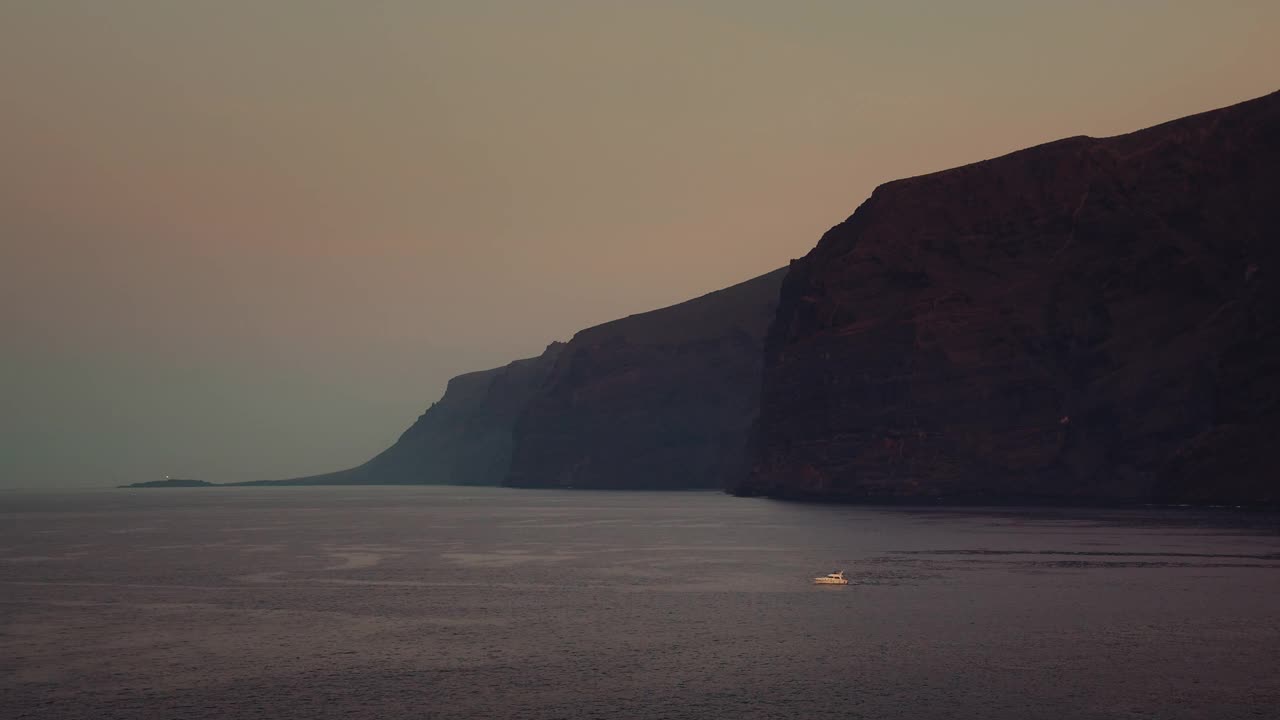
[2,487,1278,719]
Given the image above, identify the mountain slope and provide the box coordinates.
[241,344,564,486]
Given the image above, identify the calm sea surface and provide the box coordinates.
[2,487,1278,719]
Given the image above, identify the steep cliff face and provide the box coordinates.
[740,91,1280,504]
[249,343,564,486]
[506,268,786,489]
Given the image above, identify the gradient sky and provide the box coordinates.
[2,1,1277,488]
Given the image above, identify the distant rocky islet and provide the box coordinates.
[120,478,213,488]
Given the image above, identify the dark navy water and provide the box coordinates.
[3,487,1278,719]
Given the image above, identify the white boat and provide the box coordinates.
[812,570,849,585]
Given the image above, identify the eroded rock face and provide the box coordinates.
[506,269,786,489]
[251,344,565,486]
[739,91,1280,504]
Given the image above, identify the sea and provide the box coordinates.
[2,487,1278,719]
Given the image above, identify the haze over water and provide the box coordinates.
[3,488,1277,719]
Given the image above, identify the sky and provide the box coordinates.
[2,1,1277,488]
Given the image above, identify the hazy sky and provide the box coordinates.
[2,1,1277,488]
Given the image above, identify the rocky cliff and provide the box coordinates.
[738,91,1280,504]
[248,269,784,490]
[506,268,787,489]
[244,343,564,486]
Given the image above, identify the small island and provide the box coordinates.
[119,478,215,488]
